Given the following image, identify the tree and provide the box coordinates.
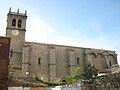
[82,64,98,80]
[66,67,81,84]
[9,65,15,78]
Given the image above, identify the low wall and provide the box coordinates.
[8,87,46,90]
[30,87,46,90]
[8,87,30,90]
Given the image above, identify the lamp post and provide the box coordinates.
[25,71,29,88]
[92,75,96,90]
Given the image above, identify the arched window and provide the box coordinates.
[97,53,105,69]
[38,57,41,65]
[12,18,16,27]
[108,54,115,67]
[77,57,80,64]
[109,61,112,67]
[18,19,22,28]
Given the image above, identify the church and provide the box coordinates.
[6,8,118,82]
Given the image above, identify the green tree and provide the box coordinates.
[35,67,81,86]
[9,65,15,78]
[66,67,81,84]
[82,64,98,80]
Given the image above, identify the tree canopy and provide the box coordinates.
[82,64,98,80]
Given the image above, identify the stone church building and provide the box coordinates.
[6,9,118,82]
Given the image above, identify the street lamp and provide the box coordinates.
[25,71,29,88]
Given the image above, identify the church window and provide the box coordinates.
[12,18,16,27]
[109,61,112,67]
[77,57,80,64]
[38,57,41,65]
[18,19,22,28]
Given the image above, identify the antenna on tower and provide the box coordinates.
[9,7,11,13]
[17,9,19,14]
[25,10,27,15]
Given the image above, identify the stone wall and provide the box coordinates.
[22,42,118,82]
[95,72,120,90]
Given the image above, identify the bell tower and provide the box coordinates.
[6,8,27,68]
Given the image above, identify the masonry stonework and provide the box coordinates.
[5,9,118,82]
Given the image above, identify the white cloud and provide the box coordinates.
[55,35,75,45]
[0,19,6,36]
[25,13,75,46]
[25,12,55,43]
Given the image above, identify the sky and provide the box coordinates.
[0,0,120,65]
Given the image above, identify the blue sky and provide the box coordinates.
[0,0,120,65]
